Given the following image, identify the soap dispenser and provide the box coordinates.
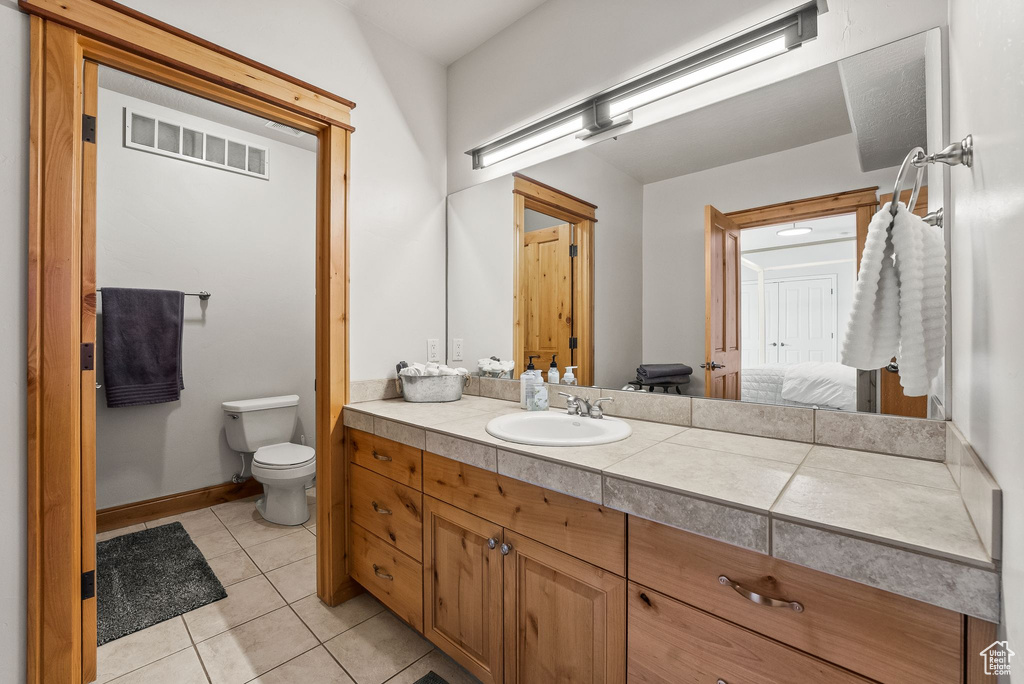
[520,355,540,408]
[547,355,559,385]
[562,366,578,386]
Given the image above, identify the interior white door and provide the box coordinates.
[775,276,837,363]
[765,282,780,364]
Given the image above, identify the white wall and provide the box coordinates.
[948,0,1024,659]
[447,0,948,194]
[113,0,449,382]
[95,89,316,508]
[0,0,447,678]
[0,1,28,676]
[447,148,644,387]
[643,134,898,396]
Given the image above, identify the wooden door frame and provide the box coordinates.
[512,173,596,386]
[24,2,356,682]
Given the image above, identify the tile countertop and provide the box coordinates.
[343,396,1000,622]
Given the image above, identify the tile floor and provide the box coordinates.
[95,488,480,684]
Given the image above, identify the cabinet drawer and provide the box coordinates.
[350,523,423,631]
[350,464,423,561]
[628,517,962,684]
[348,428,422,489]
[628,583,871,684]
[423,451,625,574]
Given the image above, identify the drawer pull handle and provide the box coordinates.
[372,564,393,581]
[718,575,803,613]
[371,501,392,515]
[372,450,392,462]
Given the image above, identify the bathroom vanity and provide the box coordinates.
[343,391,1000,684]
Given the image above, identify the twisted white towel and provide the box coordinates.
[840,202,946,397]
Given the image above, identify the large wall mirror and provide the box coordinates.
[447,28,951,421]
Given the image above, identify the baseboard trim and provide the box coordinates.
[97,479,263,532]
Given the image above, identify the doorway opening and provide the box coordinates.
[512,174,596,386]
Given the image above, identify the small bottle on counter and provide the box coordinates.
[547,355,559,385]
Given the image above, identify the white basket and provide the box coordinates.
[397,374,469,403]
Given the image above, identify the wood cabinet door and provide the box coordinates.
[502,530,625,684]
[423,497,504,684]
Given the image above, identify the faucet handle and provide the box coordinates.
[590,397,614,419]
[558,392,580,415]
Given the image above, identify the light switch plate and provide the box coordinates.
[427,338,441,362]
[452,338,464,361]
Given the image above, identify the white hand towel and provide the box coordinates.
[891,208,947,396]
[841,202,901,370]
[840,202,947,397]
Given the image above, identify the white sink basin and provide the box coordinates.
[485,412,632,447]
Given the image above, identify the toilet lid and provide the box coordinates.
[253,443,315,468]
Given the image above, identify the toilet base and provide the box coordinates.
[256,483,311,526]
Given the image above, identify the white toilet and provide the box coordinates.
[222,394,315,526]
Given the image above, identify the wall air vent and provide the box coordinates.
[124,108,270,180]
[265,120,306,137]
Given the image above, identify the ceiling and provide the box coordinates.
[333,0,550,65]
[583,63,853,185]
[741,214,858,252]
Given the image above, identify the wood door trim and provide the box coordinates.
[24,5,353,681]
[95,479,263,533]
[512,175,596,386]
[19,0,355,130]
[725,187,880,228]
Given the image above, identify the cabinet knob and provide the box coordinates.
[487,537,498,550]
[499,543,513,556]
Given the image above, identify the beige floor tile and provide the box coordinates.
[197,606,317,684]
[384,649,481,684]
[192,526,243,561]
[184,574,285,642]
[292,592,384,642]
[325,612,432,684]
[96,523,146,543]
[147,507,227,538]
[95,617,192,684]
[252,646,354,684]
[211,496,263,529]
[206,548,261,587]
[229,517,298,548]
[106,646,208,684]
[246,528,316,572]
[266,555,317,603]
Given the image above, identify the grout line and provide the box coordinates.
[99,641,195,684]
[380,648,438,684]
[181,616,214,684]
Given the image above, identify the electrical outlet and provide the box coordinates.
[427,338,441,362]
[452,338,464,361]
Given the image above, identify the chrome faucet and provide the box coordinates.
[558,393,614,419]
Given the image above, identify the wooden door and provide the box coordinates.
[81,59,99,683]
[704,206,742,399]
[520,223,573,377]
[871,190,930,418]
[502,530,625,684]
[423,497,504,684]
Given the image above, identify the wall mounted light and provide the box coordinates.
[467,1,825,169]
[777,225,813,237]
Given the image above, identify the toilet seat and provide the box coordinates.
[253,443,315,470]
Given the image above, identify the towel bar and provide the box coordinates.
[890,135,973,218]
[98,288,211,300]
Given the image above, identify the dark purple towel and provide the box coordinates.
[101,288,184,407]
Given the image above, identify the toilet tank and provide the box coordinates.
[222,395,300,452]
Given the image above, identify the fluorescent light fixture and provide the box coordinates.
[777,226,813,237]
[467,2,823,169]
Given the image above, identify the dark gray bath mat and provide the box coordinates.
[413,673,449,684]
[97,522,226,645]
